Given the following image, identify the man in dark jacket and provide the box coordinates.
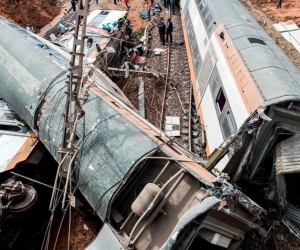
[277,0,282,8]
[170,0,175,15]
[71,0,77,12]
[166,18,173,43]
[157,18,166,45]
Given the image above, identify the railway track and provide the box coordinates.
[159,8,206,156]
[112,7,206,156]
[160,9,191,149]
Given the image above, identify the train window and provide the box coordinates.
[248,37,266,45]
[199,0,206,11]
[216,89,226,113]
[222,119,231,139]
[205,13,213,27]
[227,111,234,133]
[202,6,209,17]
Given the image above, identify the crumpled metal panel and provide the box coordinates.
[85,223,125,250]
[160,196,220,250]
[0,17,158,220]
[275,135,300,175]
[0,17,69,128]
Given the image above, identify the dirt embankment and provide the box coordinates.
[0,0,60,32]
[249,0,300,26]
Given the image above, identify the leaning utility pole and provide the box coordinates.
[43,1,92,249]
[49,0,89,214]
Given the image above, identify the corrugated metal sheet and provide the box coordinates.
[285,202,300,227]
[275,135,300,175]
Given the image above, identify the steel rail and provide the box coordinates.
[159,8,171,130]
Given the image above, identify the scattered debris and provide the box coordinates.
[165,116,180,136]
[273,20,300,51]
[138,77,145,118]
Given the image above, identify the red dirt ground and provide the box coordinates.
[0,0,61,32]
[0,0,148,33]
[250,0,300,26]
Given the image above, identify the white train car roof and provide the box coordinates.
[57,10,127,62]
[209,0,300,105]
[196,0,300,106]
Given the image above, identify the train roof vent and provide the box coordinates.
[248,37,266,45]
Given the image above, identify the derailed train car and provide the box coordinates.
[181,0,300,236]
[0,17,269,249]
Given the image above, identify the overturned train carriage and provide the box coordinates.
[0,17,268,249]
[182,0,300,237]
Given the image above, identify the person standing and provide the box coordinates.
[166,18,173,43]
[124,0,129,10]
[146,1,151,21]
[170,0,175,15]
[71,0,76,12]
[277,0,282,8]
[157,18,166,45]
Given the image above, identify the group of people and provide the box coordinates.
[8,0,20,4]
[157,17,173,45]
[161,0,180,15]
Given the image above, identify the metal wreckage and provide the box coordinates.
[207,106,300,239]
[0,3,295,250]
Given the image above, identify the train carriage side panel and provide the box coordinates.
[188,0,209,60]
[183,0,254,153]
[210,32,252,128]
[213,25,265,113]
